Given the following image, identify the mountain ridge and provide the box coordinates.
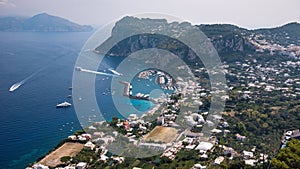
[95,16,300,62]
[0,13,93,32]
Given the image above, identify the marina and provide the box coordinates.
[138,69,176,91]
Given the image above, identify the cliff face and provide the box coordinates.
[95,17,256,62]
[95,17,206,68]
[94,16,300,63]
[207,34,256,54]
[0,13,93,32]
[197,24,251,54]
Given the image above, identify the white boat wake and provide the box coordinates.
[9,45,79,92]
[9,67,45,92]
[75,67,116,77]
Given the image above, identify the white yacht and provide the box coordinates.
[56,101,71,108]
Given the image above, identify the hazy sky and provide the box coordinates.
[0,0,299,29]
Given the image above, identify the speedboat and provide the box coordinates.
[9,82,22,92]
[108,68,123,76]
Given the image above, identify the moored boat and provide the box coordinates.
[56,101,71,108]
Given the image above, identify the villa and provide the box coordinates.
[195,142,214,154]
[236,133,247,142]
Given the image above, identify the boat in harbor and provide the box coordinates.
[129,92,150,101]
[56,101,71,108]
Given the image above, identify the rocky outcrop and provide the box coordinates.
[208,34,256,53]
[197,24,256,54]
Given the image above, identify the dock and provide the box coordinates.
[119,80,131,96]
[119,80,151,101]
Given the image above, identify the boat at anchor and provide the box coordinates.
[56,101,71,108]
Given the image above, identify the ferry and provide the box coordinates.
[108,68,123,76]
[56,101,72,108]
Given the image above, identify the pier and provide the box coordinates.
[119,80,150,101]
[119,80,131,96]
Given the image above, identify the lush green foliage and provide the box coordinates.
[60,156,71,163]
[272,139,300,169]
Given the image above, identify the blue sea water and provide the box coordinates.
[0,32,91,169]
[0,32,173,169]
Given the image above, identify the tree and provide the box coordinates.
[60,156,71,163]
[111,117,119,126]
[237,122,246,135]
[271,139,300,169]
[271,158,289,169]
[74,130,85,136]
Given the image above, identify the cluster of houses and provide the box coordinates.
[158,75,231,167]
[281,129,300,149]
[224,55,300,102]
[27,163,88,169]
[29,126,127,169]
[161,141,183,160]
[156,93,181,127]
[248,33,300,57]
[240,150,268,166]
[68,133,92,142]
[114,113,153,137]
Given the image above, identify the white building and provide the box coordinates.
[76,162,87,169]
[195,142,214,153]
[243,150,254,159]
[31,164,49,169]
[68,135,77,140]
[192,163,207,169]
[84,141,96,150]
[214,156,225,165]
[245,159,257,166]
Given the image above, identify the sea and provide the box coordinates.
[0,32,173,169]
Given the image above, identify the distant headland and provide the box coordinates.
[0,13,93,32]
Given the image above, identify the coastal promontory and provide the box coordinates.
[0,13,93,32]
